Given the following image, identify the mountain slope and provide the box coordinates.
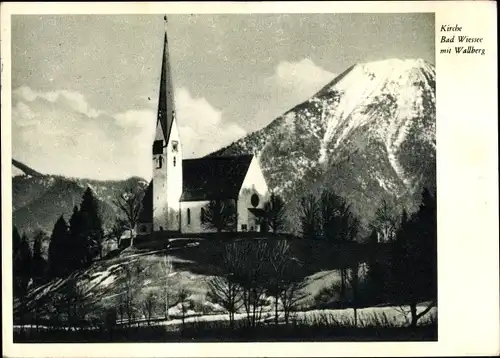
[211,58,436,235]
[12,159,44,178]
[12,160,147,236]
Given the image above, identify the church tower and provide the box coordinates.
[152,16,183,232]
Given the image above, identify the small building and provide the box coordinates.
[136,19,269,237]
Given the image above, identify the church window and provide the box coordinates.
[172,140,179,152]
[251,194,259,207]
[241,224,248,231]
[156,155,164,169]
[173,156,176,167]
[153,140,164,154]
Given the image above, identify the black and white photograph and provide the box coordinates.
[2,2,498,354]
[9,11,438,343]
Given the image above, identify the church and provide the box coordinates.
[136,19,269,237]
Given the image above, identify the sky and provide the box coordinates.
[11,13,435,180]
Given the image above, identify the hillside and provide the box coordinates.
[12,159,147,236]
[13,237,436,337]
[211,58,436,234]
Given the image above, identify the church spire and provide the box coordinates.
[157,15,175,143]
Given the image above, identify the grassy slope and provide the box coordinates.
[16,236,426,327]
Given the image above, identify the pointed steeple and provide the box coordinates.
[157,15,175,142]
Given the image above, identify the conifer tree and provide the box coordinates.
[263,192,287,233]
[68,205,84,271]
[203,199,238,233]
[13,226,21,260]
[48,215,70,278]
[390,188,437,328]
[12,227,21,297]
[13,229,32,297]
[299,194,320,240]
[20,233,33,278]
[31,231,48,287]
[78,187,104,265]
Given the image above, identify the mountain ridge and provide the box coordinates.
[11,57,436,239]
[210,57,436,235]
[12,159,147,236]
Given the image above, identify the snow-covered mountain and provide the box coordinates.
[212,58,436,235]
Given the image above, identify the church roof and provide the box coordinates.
[181,154,254,201]
[137,154,255,223]
[157,25,176,143]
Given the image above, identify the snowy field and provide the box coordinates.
[15,241,436,335]
[14,303,436,332]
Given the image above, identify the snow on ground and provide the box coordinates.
[111,303,436,328]
[14,303,436,332]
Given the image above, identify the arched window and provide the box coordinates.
[187,208,191,225]
[156,155,163,169]
[200,208,205,223]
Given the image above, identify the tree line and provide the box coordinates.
[13,187,104,298]
[13,181,435,332]
[201,187,437,328]
[13,184,148,300]
[207,239,306,330]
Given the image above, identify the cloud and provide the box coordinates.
[12,87,154,180]
[11,86,246,180]
[14,86,103,118]
[269,58,336,99]
[174,88,246,158]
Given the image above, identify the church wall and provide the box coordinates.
[153,118,183,232]
[180,200,218,234]
[237,157,269,232]
[166,121,183,231]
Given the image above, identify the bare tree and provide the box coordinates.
[106,219,127,249]
[202,199,238,232]
[319,190,343,240]
[60,274,89,328]
[177,287,189,329]
[318,189,360,242]
[232,240,269,328]
[161,255,173,320]
[372,199,397,242]
[117,293,126,325]
[206,242,244,329]
[279,264,307,325]
[113,187,145,247]
[266,240,307,325]
[348,262,360,327]
[263,192,287,233]
[141,291,157,325]
[266,240,290,325]
[158,254,183,321]
[120,261,144,327]
[299,194,320,240]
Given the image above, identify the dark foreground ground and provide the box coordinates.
[14,322,437,343]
